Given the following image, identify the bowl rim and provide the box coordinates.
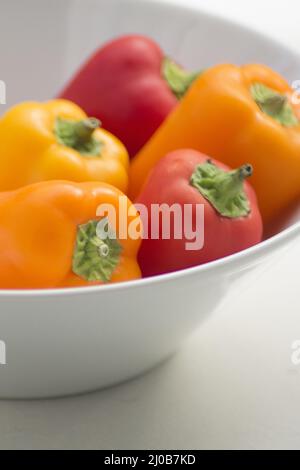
[0,220,299,297]
[1,0,300,298]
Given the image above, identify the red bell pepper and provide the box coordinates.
[136,149,263,277]
[59,35,199,157]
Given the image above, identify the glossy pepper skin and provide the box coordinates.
[59,35,198,157]
[136,150,263,277]
[130,64,300,227]
[0,181,141,289]
[0,100,129,193]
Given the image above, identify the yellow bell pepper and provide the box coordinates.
[0,99,129,193]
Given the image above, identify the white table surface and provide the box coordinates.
[1,0,300,450]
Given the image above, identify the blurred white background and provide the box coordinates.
[1,0,300,450]
[164,0,300,52]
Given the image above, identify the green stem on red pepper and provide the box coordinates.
[190,160,252,218]
[162,57,201,100]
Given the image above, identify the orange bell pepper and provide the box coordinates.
[130,64,300,226]
[0,100,129,193]
[0,181,141,289]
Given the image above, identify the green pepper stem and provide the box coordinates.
[215,164,253,208]
[162,57,201,100]
[262,94,287,115]
[190,160,252,218]
[55,117,102,156]
[72,219,122,283]
[251,82,298,127]
[73,118,101,145]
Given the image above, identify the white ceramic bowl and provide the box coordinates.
[1,0,300,398]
